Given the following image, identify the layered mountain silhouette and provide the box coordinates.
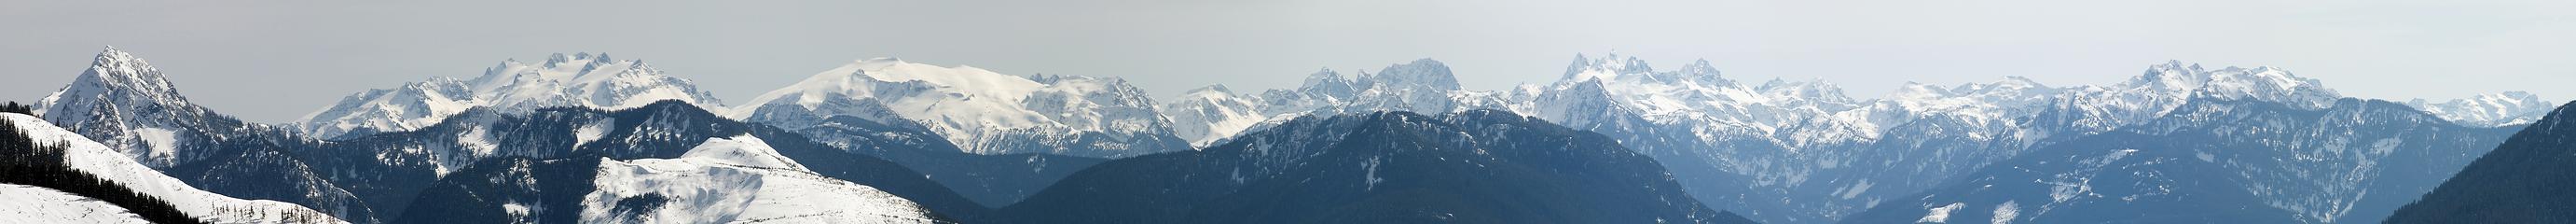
[1843,98,2514,223]
[13,46,2568,224]
[1003,110,1756,224]
[2386,101,2576,223]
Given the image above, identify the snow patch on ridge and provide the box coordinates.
[1919,203,1963,223]
[581,135,935,223]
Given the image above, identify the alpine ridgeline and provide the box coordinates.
[25,48,960,223]
[1840,97,2514,223]
[732,58,1175,205]
[296,52,725,139]
[1003,110,1756,224]
[735,57,1190,159]
[2403,91,2556,127]
[1155,53,2540,223]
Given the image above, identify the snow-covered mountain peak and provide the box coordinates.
[43,47,189,117]
[1676,59,1728,85]
[34,47,238,168]
[676,135,809,171]
[1182,84,1235,98]
[737,57,1189,158]
[1758,78,1855,104]
[843,57,1043,101]
[1293,68,1361,100]
[1564,52,1658,83]
[1970,76,2047,91]
[1358,58,1461,91]
[2406,91,2556,127]
[853,56,908,67]
[2192,65,2340,109]
[297,52,723,138]
[2096,61,2342,110]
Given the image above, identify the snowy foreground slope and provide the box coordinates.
[4,113,346,223]
[0,184,152,224]
[296,52,726,139]
[582,135,938,223]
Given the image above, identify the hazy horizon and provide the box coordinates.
[6,0,2569,122]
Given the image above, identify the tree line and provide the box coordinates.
[1,112,205,224]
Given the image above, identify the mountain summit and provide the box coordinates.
[34,47,240,168]
[735,57,1190,159]
[296,52,725,139]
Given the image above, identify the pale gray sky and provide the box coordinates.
[5,0,2570,122]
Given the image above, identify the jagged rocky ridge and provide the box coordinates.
[296,52,725,139]
[35,48,381,222]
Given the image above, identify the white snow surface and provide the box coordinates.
[0,184,153,224]
[2406,91,2556,127]
[296,52,725,138]
[1917,203,1963,223]
[735,57,1178,158]
[582,135,936,224]
[1158,85,1272,147]
[3,114,346,224]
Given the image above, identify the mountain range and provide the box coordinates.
[7,47,2561,223]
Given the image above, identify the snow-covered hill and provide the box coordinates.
[0,184,154,224]
[296,52,724,139]
[735,57,1188,159]
[5,113,347,223]
[581,135,938,223]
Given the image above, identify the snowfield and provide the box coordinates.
[4,114,346,224]
[583,135,939,224]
